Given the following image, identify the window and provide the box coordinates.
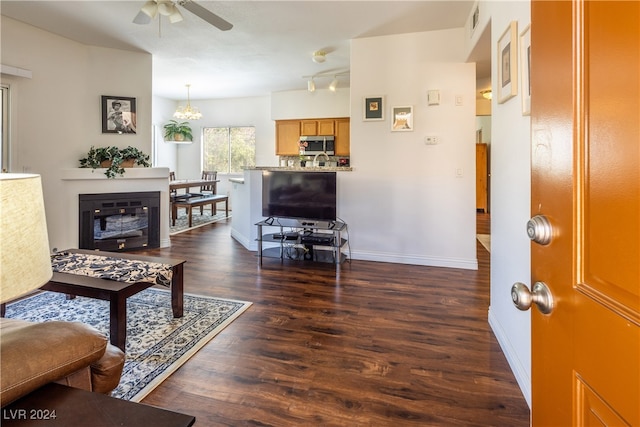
[202,126,255,174]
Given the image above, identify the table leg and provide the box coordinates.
[171,264,184,318]
[110,294,127,352]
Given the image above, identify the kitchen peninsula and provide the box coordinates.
[229,166,352,253]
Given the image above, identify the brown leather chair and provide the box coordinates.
[0,317,125,407]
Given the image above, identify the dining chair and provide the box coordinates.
[196,171,218,214]
[200,171,218,195]
[169,171,192,222]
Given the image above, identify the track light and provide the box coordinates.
[302,70,349,92]
[328,77,338,92]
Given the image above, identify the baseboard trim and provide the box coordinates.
[488,307,532,409]
[351,250,478,270]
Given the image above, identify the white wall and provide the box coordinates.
[1,16,154,251]
[160,96,274,200]
[466,1,533,407]
[347,29,478,269]
[152,96,179,173]
[271,88,350,120]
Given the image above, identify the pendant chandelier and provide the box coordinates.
[174,84,202,120]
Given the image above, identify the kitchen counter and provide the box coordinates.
[248,166,352,172]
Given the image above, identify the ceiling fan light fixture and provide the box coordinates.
[168,7,184,23]
[312,50,326,63]
[140,1,158,18]
[174,84,203,120]
[157,1,175,16]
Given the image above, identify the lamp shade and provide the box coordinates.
[0,174,52,303]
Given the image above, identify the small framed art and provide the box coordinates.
[497,21,518,104]
[101,95,137,134]
[391,106,413,132]
[520,24,531,115]
[363,96,384,121]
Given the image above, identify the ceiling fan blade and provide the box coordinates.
[133,10,152,25]
[179,1,233,31]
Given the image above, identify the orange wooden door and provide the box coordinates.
[530,1,639,425]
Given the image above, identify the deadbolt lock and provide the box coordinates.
[527,215,552,245]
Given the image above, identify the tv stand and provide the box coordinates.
[256,218,349,268]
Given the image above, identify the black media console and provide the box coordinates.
[256,217,349,268]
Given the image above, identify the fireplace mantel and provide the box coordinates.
[62,167,169,181]
[56,167,171,251]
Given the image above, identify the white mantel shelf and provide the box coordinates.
[61,167,170,180]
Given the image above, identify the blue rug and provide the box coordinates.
[4,288,251,401]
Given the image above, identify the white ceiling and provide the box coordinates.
[1,1,488,100]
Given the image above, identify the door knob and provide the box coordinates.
[511,281,554,314]
[527,215,552,245]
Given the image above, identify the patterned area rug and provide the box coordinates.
[170,206,231,235]
[4,288,251,402]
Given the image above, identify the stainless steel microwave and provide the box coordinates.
[299,136,335,155]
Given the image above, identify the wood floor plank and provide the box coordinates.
[135,214,528,426]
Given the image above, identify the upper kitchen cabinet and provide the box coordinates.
[276,117,350,155]
[275,120,301,156]
[300,119,335,136]
[334,118,350,156]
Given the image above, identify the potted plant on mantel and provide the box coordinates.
[79,145,151,179]
[163,120,193,142]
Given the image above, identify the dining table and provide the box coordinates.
[169,179,219,192]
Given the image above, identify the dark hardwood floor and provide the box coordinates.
[137,212,528,426]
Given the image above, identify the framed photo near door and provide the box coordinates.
[391,106,413,132]
[497,21,518,104]
[363,96,384,121]
[101,96,137,134]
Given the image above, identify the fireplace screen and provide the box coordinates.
[79,192,160,251]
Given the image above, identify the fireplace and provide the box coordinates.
[79,192,160,251]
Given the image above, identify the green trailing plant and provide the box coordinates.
[163,120,193,142]
[79,145,151,178]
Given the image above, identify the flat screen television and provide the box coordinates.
[262,171,336,221]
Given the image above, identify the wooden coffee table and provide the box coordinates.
[40,249,186,352]
[2,383,195,426]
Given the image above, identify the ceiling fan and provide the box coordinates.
[133,0,233,31]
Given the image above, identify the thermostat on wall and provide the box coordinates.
[427,90,440,105]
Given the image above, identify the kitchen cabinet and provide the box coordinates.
[275,120,301,156]
[334,118,350,156]
[300,119,335,136]
[275,117,350,155]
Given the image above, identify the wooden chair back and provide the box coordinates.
[201,171,218,194]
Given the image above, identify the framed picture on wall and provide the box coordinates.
[101,96,137,134]
[363,96,385,121]
[391,105,413,132]
[520,24,531,115]
[497,21,518,104]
